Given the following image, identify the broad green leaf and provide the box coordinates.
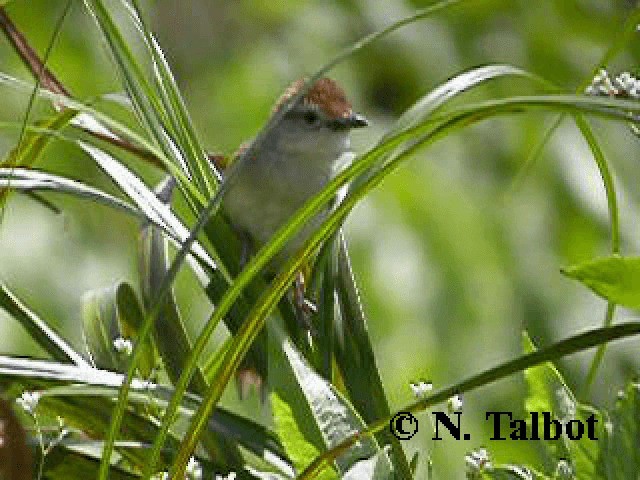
[596,382,640,479]
[270,392,329,479]
[342,448,393,480]
[522,333,603,478]
[82,285,133,372]
[269,322,392,478]
[561,255,640,308]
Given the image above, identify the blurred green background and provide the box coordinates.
[1,0,639,477]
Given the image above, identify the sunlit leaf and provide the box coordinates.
[523,333,603,477]
[270,324,391,477]
[561,256,640,308]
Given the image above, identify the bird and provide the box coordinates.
[217,77,367,396]
[221,77,368,276]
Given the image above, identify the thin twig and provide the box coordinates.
[0,6,166,171]
[0,8,69,96]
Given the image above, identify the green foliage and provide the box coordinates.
[562,256,640,308]
[470,336,640,479]
[0,1,639,479]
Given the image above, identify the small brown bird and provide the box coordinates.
[222,77,368,272]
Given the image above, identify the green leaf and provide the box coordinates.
[82,285,131,372]
[271,392,329,479]
[269,322,392,478]
[115,283,155,378]
[0,167,140,216]
[522,333,603,478]
[596,382,640,479]
[78,141,216,277]
[0,283,88,366]
[561,255,640,308]
[82,283,155,376]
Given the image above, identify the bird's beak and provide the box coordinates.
[331,112,369,130]
[347,112,369,128]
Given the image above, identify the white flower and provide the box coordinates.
[448,394,463,412]
[186,456,202,480]
[555,459,573,479]
[17,391,41,415]
[410,381,433,398]
[214,473,237,480]
[113,337,133,355]
[465,447,492,475]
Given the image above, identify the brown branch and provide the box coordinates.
[0,8,69,96]
[0,6,167,172]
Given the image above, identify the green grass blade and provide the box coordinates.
[0,167,139,216]
[128,0,219,195]
[78,141,216,276]
[0,72,199,189]
[138,198,209,393]
[82,0,204,191]
[334,233,410,476]
[0,284,88,367]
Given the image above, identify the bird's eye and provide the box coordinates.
[303,110,320,127]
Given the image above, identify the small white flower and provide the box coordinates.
[448,394,463,412]
[465,447,492,475]
[17,391,41,415]
[585,69,617,97]
[113,337,133,356]
[215,473,237,480]
[410,381,433,398]
[186,456,202,480]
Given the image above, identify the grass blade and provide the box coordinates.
[0,284,88,367]
[0,167,139,216]
[128,0,219,195]
[78,141,216,278]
